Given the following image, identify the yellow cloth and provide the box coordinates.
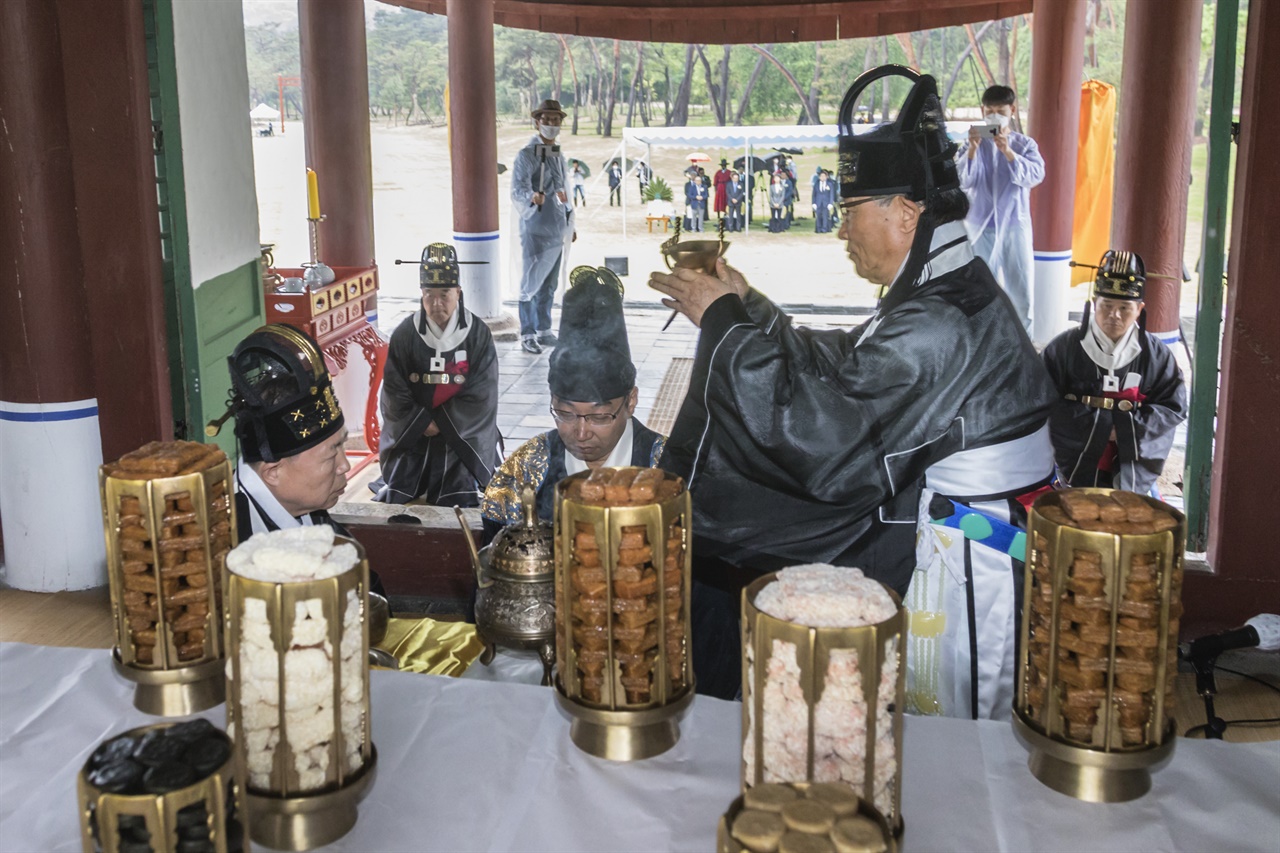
[1072,80,1117,287]
[374,616,486,677]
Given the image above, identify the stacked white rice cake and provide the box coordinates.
[745,565,899,817]
[226,526,365,792]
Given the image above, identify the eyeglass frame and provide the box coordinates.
[549,398,628,427]
[838,194,902,214]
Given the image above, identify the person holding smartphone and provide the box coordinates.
[956,85,1045,334]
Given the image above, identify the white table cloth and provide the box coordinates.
[1,642,1277,852]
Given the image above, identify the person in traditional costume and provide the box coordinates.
[373,243,501,507]
[513,98,576,354]
[713,158,733,218]
[812,169,836,234]
[1043,251,1187,494]
[649,65,1056,710]
[480,265,666,541]
[212,324,387,598]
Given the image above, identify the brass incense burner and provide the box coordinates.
[456,490,557,685]
[100,446,234,716]
[1014,488,1183,803]
[553,467,694,761]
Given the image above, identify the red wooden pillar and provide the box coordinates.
[1111,0,1204,341]
[0,0,106,589]
[1188,0,1280,632]
[447,0,504,320]
[56,0,172,460]
[299,0,377,316]
[1027,0,1089,345]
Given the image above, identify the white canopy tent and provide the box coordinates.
[615,124,845,238]
[249,102,279,122]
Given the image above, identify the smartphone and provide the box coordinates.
[970,124,999,138]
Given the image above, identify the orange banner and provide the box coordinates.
[1072,80,1117,287]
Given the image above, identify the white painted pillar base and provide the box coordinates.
[455,230,503,319]
[1033,250,1074,347]
[0,399,107,591]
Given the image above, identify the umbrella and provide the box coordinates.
[733,155,769,174]
[497,162,508,175]
[603,156,637,171]
[773,146,804,156]
[764,153,791,173]
[686,151,711,163]
[568,157,591,177]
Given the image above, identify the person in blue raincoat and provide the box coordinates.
[956,85,1045,333]
[811,169,836,234]
[512,99,576,355]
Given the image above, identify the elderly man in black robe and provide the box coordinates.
[374,243,501,507]
[481,266,666,541]
[1043,251,1187,494]
[650,66,1056,713]
[210,324,387,598]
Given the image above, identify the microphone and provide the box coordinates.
[1187,614,1280,661]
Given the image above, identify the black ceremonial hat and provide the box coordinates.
[420,242,461,289]
[836,66,958,202]
[548,267,636,404]
[1093,250,1146,300]
[222,325,344,463]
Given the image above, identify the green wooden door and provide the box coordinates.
[143,0,264,454]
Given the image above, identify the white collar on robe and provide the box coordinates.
[858,221,974,347]
[237,458,314,536]
[1081,312,1141,373]
[565,418,633,476]
[417,306,469,352]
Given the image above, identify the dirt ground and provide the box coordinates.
[252,120,879,334]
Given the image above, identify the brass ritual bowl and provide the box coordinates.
[661,239,729,275]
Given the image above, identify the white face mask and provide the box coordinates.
[538,122,561,140]
[985,112,1011,129]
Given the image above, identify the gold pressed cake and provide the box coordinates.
[779,831,836,853]
[804,783,861,816]
[781,799,837,834]
[831,816,887,853]
[731,809,787,853]
[744,782,801,813]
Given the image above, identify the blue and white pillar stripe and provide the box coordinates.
[0,399,107,591]
[1033,249,1075,347]
[455,230,503,320]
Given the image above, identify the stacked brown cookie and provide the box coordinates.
[1027,490,1181,746]
[109,441,233,666]
[566,468,686,705]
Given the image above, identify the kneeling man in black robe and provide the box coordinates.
[375,243,502,507]
[1043,250,1187,495]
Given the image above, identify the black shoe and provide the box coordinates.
[521,336,543,354]
[537,331,558,347]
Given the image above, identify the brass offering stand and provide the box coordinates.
[100,459,235,716]
[741,574,906,833]
[225,535,377,850]
[77,722,247,853]
[553,468,695,761]
[1013,488,1182,803]
[659,216,730,331]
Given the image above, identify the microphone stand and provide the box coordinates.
[1190,650,1228,739]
